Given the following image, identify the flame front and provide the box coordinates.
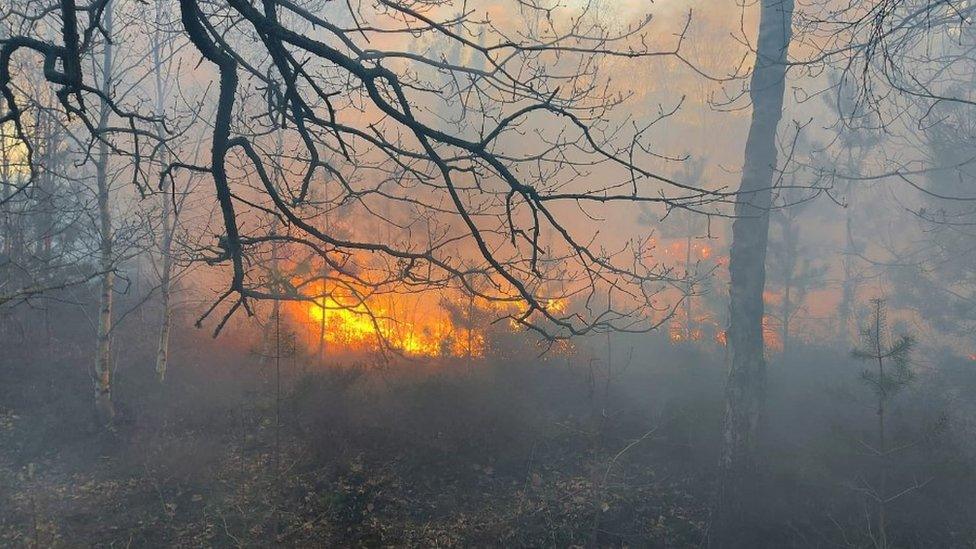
[288,281,487,358]
[285,278,573,360]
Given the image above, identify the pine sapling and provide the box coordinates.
[850,299,926,549]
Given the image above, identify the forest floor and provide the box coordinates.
[0,326,709,547]
[5,316,973,547]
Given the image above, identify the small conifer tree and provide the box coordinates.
[851,298,918,549]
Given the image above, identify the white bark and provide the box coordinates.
[93,2,116,422]
[153,2,175,383]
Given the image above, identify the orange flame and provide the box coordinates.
[290,285,485,358]
[286,278,569,359]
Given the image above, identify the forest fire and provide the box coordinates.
[646,237,716,265]
[284,278,574,359]
[11,0,976,545]
[287,284,486,358]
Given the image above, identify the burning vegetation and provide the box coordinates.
[285,279,573,360]
[288,283,488,358]
[4,0,976,547]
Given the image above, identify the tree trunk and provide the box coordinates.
[153,1,174,383]
[317,293,326,363]
[93,2,115,423]
[685,233,694,340]
[155,203,173,382]
[1,123,12,260]
[715,0,793,544]
[1,117,14,338]
[837,147,862,345]
[781,281,791,355]
[873,300,889,549]
[781,217,796,355]
[839,209,857,344]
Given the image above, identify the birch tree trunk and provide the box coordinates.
[152,2,175,383]
[715,0,793,544]
[93,2,116,422]
[155,179,173,382]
